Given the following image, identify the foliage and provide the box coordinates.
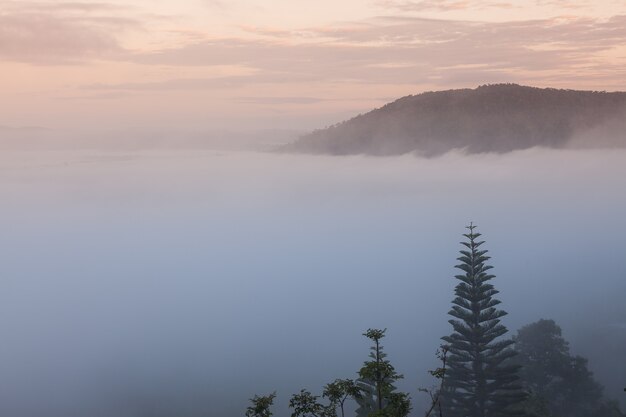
[513,319,625,417]
[590,400,626,417]
[420,345,450,417]
[323,379,363,417]
[245,392,276,417]
[385,392,412,417]
[288,84,626,156]
[354,379,377,417]
[355,328,410,417]
[245,224,624,417]
[289,389,335,417]
[441,224,525,417]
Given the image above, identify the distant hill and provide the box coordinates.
[284,84,626,156]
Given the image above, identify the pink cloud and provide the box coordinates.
[375,0,515,12]
[0,1,140,64]
[534,0,590,9]
[0,15,122,64]
[0,1,130,12]
[80,14,624,92]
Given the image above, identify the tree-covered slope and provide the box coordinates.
[285,84,626,156]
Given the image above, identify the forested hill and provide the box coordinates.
[284,84,626,156]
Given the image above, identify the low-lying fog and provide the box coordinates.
[1,148,625,416]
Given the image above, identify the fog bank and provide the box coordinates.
[1,148,625,416]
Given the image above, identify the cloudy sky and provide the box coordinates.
[1,0,625,131]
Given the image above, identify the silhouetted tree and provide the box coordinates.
[289,389,334,417]
[323,379,362,417]
[246,392,276,417]
[513,319,625,417]
[441,224,525,417]
[356,328,409,417]
[384,392,412,417]
[590,401,626,417]
[420,344,450,417]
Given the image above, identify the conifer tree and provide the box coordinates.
[441,224,525,417]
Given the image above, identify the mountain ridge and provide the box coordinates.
[284,84,626,156]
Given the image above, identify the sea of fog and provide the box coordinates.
[1,148,625,417]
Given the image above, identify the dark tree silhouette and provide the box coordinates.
[246,392,276,417]
[356,328,408,417]
[289,389,334,417]
[420,345,450,417]
[441,224,525,417]
[513,319,626,417]
[323,379,362,417]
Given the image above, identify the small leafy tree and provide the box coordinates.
[385,392,412,417]
[323,379,362,417]
[289,389,334,417]
[356,328,408,417]
[246,392,276,417]
[420,345,450,417]
[513,319,625,417]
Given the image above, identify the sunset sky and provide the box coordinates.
[1,0,625,131]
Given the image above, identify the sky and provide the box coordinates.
[1,0,626,132]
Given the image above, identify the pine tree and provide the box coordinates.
[441,224,525,417]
